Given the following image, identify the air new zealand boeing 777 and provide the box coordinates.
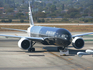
[0,3,93,53]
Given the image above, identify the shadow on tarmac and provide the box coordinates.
[0,46,86,56]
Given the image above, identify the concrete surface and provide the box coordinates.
[0,32,93,70]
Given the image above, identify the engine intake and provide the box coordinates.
[72,37,84,49]
[18,38,31,50]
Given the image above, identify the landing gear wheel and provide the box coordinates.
[28,48,31,52]
[28,48,35,52]
[32,48,35,52]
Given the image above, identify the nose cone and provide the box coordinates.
[62,29,72,45]
[55,28,72,46]
[57,28,72,40]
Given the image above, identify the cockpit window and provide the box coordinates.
[61,34,68,38]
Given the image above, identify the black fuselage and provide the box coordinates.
[30,26,72,47]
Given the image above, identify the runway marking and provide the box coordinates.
[49,52,89,70]
[15,34,18,36]
[87,67,91,69]
[49,52,73,63]
[77,68,84,70]
[72,69,75,70]
[44,52,48,53]
[68,58,73,60]
[72,68,84,70]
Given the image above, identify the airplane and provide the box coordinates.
[77,49,93,57]
[0,2,93,53]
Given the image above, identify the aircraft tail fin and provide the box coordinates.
[29,2,34,26]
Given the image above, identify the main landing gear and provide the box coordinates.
[58,47,69,56]
[28,41,36,52]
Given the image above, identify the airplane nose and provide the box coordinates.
[60,33,72,46]
[55,28,72,46]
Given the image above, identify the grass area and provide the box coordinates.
[85,35,93,36]
[41,25,93,32]
[0,25,93,32]
[84,40,93,41]
[0,25,29,31]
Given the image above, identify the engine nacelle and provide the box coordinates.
[72,37,84,49]
[18,38,31,50]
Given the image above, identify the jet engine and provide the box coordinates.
[72,37,84,49]
[18,38,31,50]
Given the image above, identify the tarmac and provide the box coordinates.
[0,32,93,70]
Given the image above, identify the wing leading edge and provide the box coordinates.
[0,34,44,41]
[72,32,93,38]
[1,27,27,32]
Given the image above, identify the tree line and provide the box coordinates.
[0,0,93,23]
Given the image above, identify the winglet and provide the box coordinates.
[29,2,34,26]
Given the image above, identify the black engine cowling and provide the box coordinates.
[72,37,84,49]
[18,38,31,50]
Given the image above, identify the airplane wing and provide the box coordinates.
[72,32,93,38]
[1,27,27,32]
[0,34,44,41]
